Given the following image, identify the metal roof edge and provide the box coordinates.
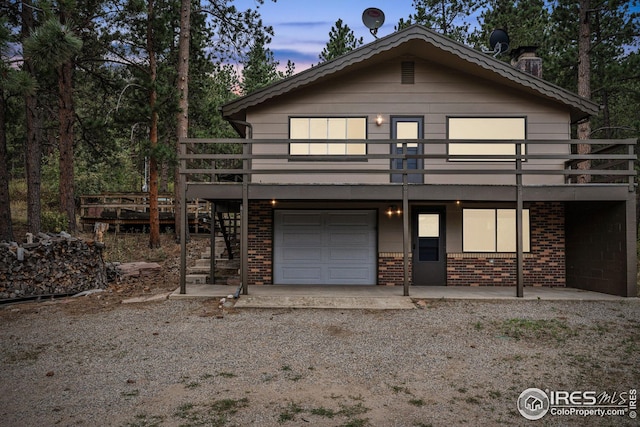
[222,25,599,118]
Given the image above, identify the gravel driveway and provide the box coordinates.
[1,296,639,426]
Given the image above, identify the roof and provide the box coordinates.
[222,25,599,130]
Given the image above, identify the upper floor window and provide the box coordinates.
[448,117,526,161]
[289,117,366,155]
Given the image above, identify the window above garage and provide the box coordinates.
[289,117,367,155]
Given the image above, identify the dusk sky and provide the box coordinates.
[233,1,640,72]
[235,0,419,69]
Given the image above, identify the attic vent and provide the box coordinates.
[401,61,415,84]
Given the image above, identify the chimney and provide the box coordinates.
[511,46,542,79]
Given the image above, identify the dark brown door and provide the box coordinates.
[391,117,423,183]
[412,207,446,285]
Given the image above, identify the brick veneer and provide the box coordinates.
[247,201,565,287]
[378,253,411,286]
[447,202,565,287]
[247,201,273,285]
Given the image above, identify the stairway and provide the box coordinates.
[185,233,240,285]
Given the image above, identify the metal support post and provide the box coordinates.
[516,143,524,298]
[402,141,410,297]
[179,142,187,295]
[210,202,215,284]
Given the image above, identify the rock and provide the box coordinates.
[72,289,106,298]
[117,262,162,278]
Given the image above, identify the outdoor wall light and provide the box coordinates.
[386,205,401,217]
[271,199,277,206]
[376,115,384,126]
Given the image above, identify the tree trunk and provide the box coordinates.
[0,89,13,242]
[22,0,42,234]
[160,160,168,193]
[148,0,160,248]
[174,0,191,243]
[576,0,591,183]
[58,59,76,232]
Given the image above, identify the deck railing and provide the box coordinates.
[179,138,636,188]
[79,193,211,232]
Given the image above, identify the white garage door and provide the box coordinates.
[274,210,377,285]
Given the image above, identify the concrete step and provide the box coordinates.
[194,259,211,268]
[216,259,240,269]
[186,274,209,285]
[187,267,209,275]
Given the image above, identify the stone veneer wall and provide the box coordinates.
[447,202,565,286]
[247,201,273,285]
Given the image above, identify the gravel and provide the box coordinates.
[1,297,639,426]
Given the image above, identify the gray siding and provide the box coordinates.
[247,59,570,185]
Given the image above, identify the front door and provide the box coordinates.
[391,117,423,183]
[412,207,446,286]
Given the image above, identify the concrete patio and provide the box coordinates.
[170,285,636,309]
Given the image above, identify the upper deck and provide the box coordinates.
[180,138,636,203]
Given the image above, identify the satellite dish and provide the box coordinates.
[489,29,510,56]
[362,8,385,39]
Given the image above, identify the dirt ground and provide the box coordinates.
[1,233,639,427]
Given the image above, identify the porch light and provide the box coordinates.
[386,205,401,217]
[271,199,277,206]
[375,114,383,126]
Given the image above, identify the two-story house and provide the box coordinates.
[178,25,637,297]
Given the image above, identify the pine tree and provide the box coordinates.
[471,0,549,51]
[0,18,22,242]
[241,34,294,95]
[397,0,481,44]
[319,19,363,63]
[175,0,190,243]
[25,15,83,232]
[21,0,43,235]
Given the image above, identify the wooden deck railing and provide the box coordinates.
[179,138,636,188]
[79,193,211,232]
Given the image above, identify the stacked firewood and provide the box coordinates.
[0,232,107,299]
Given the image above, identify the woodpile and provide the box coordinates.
[0,232,108,299]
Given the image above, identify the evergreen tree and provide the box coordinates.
[0,18,32,241]
[25,15,83,232]
[175,0,191,242]
[319,19,363,62]
[397,0,481,44]
[173,0,276,240]
[471,0,549,51]
[241,33,294,95]
[20,0,44,235]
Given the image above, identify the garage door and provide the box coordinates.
[274,210,377,285]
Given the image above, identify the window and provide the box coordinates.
[418,213,440,261]
[290,117,366,155]
[463,208,530,252]
[448,117,525,161]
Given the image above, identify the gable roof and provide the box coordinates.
[222,25,599,127]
